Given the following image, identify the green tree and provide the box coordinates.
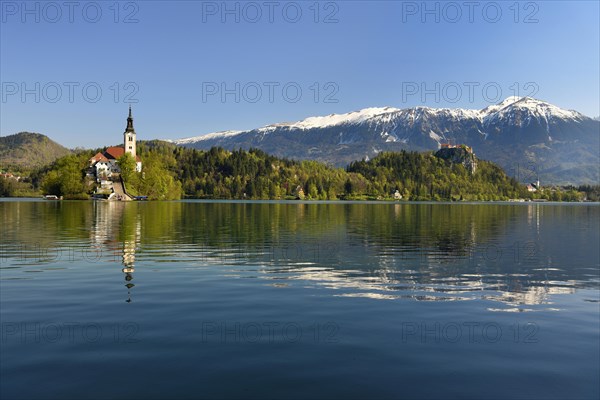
[0,177,17,197]
[117,153,137,184]
[40,154,86,198]
[133,153,182,200]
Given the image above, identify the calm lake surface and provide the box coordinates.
[1,200,598,399]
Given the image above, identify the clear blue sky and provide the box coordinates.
[1,0,599,148]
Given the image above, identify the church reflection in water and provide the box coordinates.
[90,201,141,302]
[122,240,136,303]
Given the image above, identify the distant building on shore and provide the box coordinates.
[527,180,541,192]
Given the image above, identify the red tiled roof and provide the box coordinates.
[89,152,109,163]
[103,147,141,162]
[104,147,125,159]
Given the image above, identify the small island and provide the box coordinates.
[87,106,142,201]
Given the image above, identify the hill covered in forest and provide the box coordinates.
[0,132,71,171]
[140,141,531,201]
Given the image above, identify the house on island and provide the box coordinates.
[89,106,142,180]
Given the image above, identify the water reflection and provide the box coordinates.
[0,200,598,310]
[89,202,141,302]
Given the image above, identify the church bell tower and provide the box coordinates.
[124,105,136,158]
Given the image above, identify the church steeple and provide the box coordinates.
[125,105,135,133]
[124,105,137,158]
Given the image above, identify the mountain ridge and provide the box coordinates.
[172,97,599,185]
[174,97,590,144]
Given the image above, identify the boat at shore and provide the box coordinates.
[91,193,112,201]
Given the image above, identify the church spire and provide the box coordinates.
[125,105,135,133]
[124,106,137,160]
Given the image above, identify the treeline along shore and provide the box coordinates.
[1,140,597,201]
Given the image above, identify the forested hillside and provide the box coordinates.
[347,151,524,201]
[144,141,532,201]
[0,132,71,171]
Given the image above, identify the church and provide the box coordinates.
[89,106,142,179]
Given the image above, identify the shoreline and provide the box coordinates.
[1,197,598,205]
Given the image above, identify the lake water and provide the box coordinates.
[1,200,599,399]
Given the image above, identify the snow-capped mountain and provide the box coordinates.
[174,97,599,184]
